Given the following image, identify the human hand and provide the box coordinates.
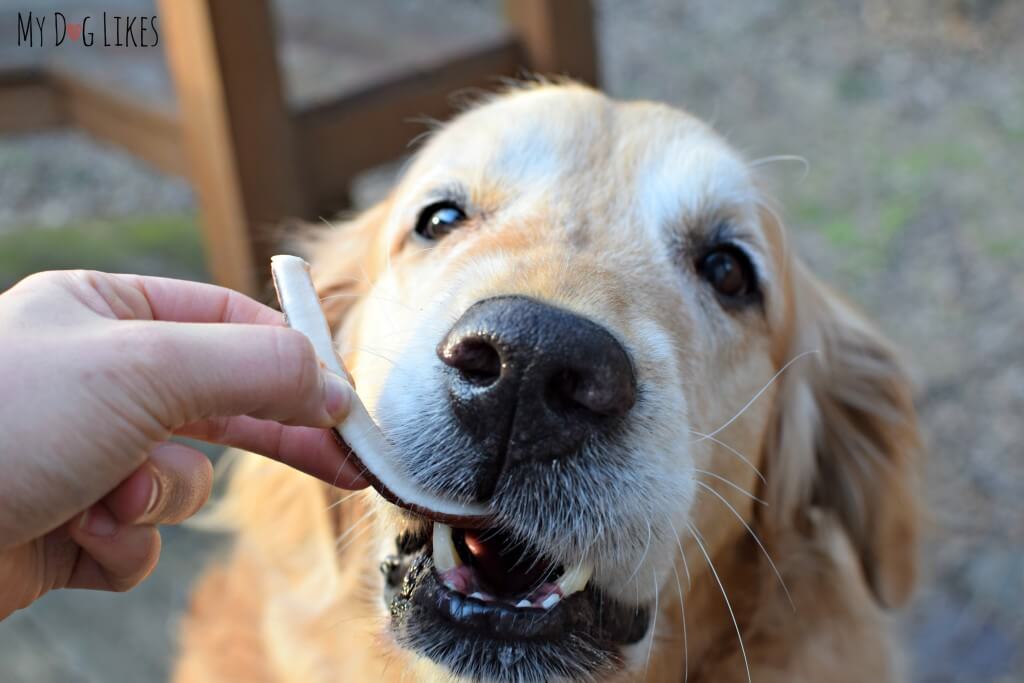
[0,270,366,619]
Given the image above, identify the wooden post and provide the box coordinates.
[159,0,305,295]
[504,0,599,86]
[0,69,66,133]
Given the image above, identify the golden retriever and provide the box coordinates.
[173,83,921,683]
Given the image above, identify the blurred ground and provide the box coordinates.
[0,1,1022,682]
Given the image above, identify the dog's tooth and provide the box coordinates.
[432,523,460,573]
[515,599,532,609]
[540,594,561,610]
[556,562,593,597]
[468,592,486,601]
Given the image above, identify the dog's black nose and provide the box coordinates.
[438,296,636,500]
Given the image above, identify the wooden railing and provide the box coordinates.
[0,0,597,294]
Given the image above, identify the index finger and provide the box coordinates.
[177,416,369,489]
[116,274,356,385]
[112,274,284,326]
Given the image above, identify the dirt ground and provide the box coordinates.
[0,1,1021,681]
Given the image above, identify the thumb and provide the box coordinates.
[141,321,352,428]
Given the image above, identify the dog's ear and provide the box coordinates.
[301,199,393,328]
[764,259,921,608]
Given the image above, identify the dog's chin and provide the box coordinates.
[382,521,651,683]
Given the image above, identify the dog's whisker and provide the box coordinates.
[687,431,767,484]
[319,291,418,313]
[667,516,692,589]
[328,429,364,489]
[331,507,376,548]
[316,218,375,283]
[689,523,752,683]
[383,242,394,291]
[405,121,440,151]
[315,275,368,288]
[693,349,819,443]
[643,566,659,678]
[333,508,377,551]
[626,519,654,584]
[669,557,689,683]
[349,346,421,382]
[694,480,795,611]
[693,467,766,504]
[335,515,378,556]
[757,196,791,266]
[748,154,810,182]
[351,342,405,359]
[319,608,379,635]
[356,248,376,290]
[324,487,366,513]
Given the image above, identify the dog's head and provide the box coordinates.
[308,84,920,682]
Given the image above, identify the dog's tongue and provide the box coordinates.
[271,255,492,526]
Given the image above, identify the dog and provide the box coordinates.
[173,83,921,683]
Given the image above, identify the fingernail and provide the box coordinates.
[145,472,161,517]
[80,505,117,537]
[322,371,352,423]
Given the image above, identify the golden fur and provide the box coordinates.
[174,84,921,683]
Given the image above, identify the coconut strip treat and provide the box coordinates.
[270,255,490,526]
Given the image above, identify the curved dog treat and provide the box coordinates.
[270,255,491,526]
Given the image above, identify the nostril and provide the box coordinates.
[441,337,502,386]
[545,369,586,417]
[545,366,636,420]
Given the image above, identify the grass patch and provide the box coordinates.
[791,195,917,272]
[0,214,208,291]
[890,142,983,178]
[1005,122,1024,144]
[878,200,915,241]
[836,61,880,103]
[981,234,1024,263]
[820,215,862,249]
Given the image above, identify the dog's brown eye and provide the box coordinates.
[697,247,756,299]
[414,201,466,241]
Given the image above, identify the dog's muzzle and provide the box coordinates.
[383,295,651,682]
[437,295,637,501]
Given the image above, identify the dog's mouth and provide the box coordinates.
[433,522,593,609]
[383,520,651,682]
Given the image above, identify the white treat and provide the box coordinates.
[270,255,489,522]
